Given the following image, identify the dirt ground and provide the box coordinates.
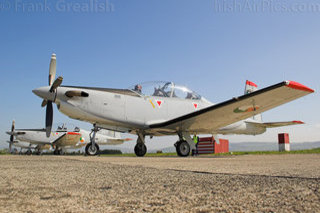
[0,154,319,212]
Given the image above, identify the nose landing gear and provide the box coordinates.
[85,124,100,156]
[134,133,147,157]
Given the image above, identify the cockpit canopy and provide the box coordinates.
[129,81,201,100]
[55,123,80,132]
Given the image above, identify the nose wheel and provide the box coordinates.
[85,124,100,156]
[85,143,99,156]
[134,133,147,157]
[134,143,147,157]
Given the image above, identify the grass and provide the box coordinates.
[0,150,8,155]
[1,148,319,157]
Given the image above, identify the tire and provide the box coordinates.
[26,150,32,155]
[175,141,183,157]
[176,140,190,157]
[85,143,99,156]
[134,143,147,157]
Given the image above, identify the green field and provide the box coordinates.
[1,148,320,156]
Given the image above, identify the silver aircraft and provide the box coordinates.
[32,54,315,157]
[6,121,131,155]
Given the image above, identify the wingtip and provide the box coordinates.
[285,81,315,93]
[292,120,305,124]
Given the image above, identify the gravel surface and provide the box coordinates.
[0,155,319,213]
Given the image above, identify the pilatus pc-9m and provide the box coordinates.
[33,54,314,157]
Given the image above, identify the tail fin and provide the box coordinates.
[244,80,262,122]
[245,80,258,94]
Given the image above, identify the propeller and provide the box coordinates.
[9,120,15,152]
[41,53,63,137]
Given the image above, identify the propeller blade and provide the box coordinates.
[9,120,15,152]
[46,101,53,137]
[41,99,48,107]
[10,120,15,142]
[11,120,15,133]
[49,53,56,86]
[49,76,63,92]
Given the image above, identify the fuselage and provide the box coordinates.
[12,128,124,150]
[33,83,267,136]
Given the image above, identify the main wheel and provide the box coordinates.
[134,143,147,157]
[35,150,42,155]
[175,141,183,157]
[26,149,32,155]
[85,143,99,156]
[176,140,190,157]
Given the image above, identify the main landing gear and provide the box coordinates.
[175,140,190,157]
[134,133,147,157]
[85,124,100,156]
[53,149,64,155]
[174,132,196,157]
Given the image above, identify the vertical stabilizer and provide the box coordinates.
[245,80,262,122]
[245,80,258,94]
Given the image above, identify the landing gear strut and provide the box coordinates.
[134,133,147,157]
[85,124,100,156]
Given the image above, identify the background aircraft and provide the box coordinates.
[6,121,131,155]
[32,54,314,157]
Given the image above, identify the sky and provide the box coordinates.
[0,0,319,150]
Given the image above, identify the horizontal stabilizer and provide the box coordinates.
[97,138,132,145]
[246,120,304,128]
[7,140,19,144]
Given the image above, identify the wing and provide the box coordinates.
[53,132,82,147]
[149,81,314,134]
[246,120,304,128]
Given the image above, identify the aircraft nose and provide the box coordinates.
[32,86,54,100]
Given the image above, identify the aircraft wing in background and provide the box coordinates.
[52,132,82,147]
